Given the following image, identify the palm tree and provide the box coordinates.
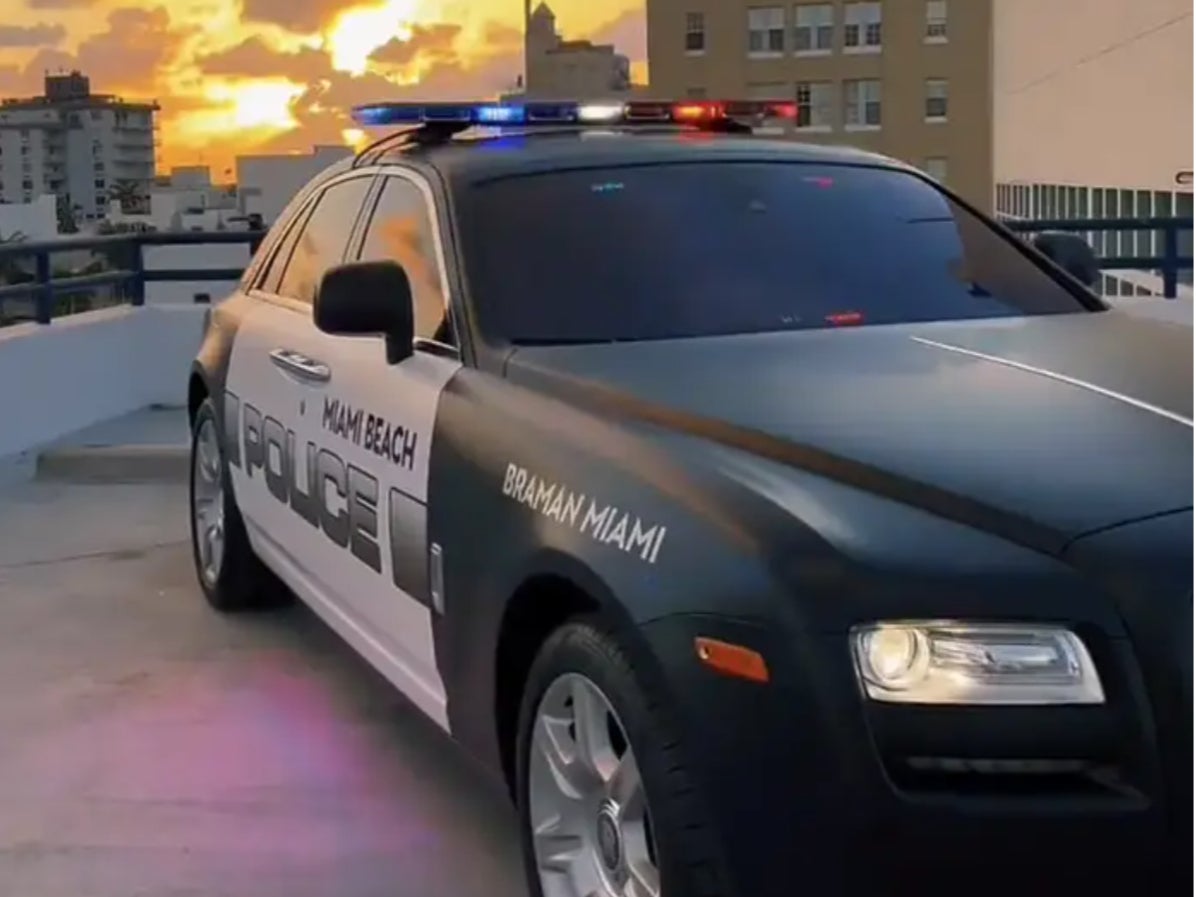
[56,194,78,234]
[107,179,146,214]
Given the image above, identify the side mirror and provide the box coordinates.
[314,260,415,364]
[1032,231,1101,289]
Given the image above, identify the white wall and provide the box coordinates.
[0,239,258,459]
[142,241,249,305]
[236,145,352,226]
[0,304,208,458]
[993,0,1193,188]
[0,196,58,241]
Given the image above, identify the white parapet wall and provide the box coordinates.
[0,239,251,461]
[0,303,209,460]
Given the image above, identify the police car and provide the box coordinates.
[187,99,1192,897]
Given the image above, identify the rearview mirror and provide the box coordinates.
[1032,231,1101,289]
[314,260,415,364]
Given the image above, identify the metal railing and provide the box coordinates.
[0,230,265,325]
[1004,215,1193,298]
[0,216,1191,327]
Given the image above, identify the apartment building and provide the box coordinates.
[646,0,1192,222]
[0,71,159,222]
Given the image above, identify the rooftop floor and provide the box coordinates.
[0,458,526,895]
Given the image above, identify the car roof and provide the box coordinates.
[369,128,906,189]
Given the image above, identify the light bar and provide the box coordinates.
[350,99,797,130]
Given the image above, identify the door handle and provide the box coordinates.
[269,348,331,383]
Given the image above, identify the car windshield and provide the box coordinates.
[461,161,1095,344]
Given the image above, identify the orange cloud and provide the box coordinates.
[369,23,461,69]
[0,24,68,47]
[6,6,194,94]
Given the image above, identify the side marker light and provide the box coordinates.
[694,637,770,683]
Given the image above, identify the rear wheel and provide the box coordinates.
[189,397,288,612]
[516,619,726,897]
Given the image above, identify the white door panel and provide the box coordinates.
[291,333,461,729]
[223,299,311,544]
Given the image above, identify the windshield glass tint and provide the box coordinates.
[463,162,1092,344]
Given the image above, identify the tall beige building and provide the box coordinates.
[646,0,1193,219]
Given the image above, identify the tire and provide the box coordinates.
[515,617,728,897]
[189,396,289,612]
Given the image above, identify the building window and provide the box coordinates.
[925,79,948,121]
[844,79,881,128]
[796,81,834,130]
[685,12,706,53]
[844,2,882,52]
[925,0,948,41]
[748,6,786,56]
[794,4,833,54]
[95,179,106,190]
[925,157,948,182]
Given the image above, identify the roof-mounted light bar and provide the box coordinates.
[349,99,798,131]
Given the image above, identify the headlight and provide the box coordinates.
[850,622,1104,705]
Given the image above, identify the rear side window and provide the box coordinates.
[255,202,315,295]
[461,162,1093,344]
[274,177,374,304]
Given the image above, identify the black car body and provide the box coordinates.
[187,111,1193,897]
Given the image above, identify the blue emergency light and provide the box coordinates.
[349,99,798,130]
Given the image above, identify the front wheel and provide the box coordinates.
[516,619,726,897]
[189,396,288,612]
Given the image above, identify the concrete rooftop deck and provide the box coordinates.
[0,413,527,896]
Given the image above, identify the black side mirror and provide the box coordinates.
[314,260,415,364]
[1032,231,1101,289]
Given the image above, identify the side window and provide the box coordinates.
[358,176,452,344]
[275,177,374,304]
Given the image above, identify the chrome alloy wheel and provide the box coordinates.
[191,416,226,586]
[529,673,661,897]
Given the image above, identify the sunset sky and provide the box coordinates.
[0,0,646,177]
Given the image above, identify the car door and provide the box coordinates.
[223,172,377,599]
[286,169,463,730]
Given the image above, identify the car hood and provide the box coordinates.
[505,310,1193,555]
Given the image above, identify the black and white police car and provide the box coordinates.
[187,99,1193,897]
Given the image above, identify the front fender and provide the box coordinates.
[426,369,793,772]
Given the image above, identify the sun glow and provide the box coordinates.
[172,78,305,145]
[206,80,305,130]
[326,0,419,75]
